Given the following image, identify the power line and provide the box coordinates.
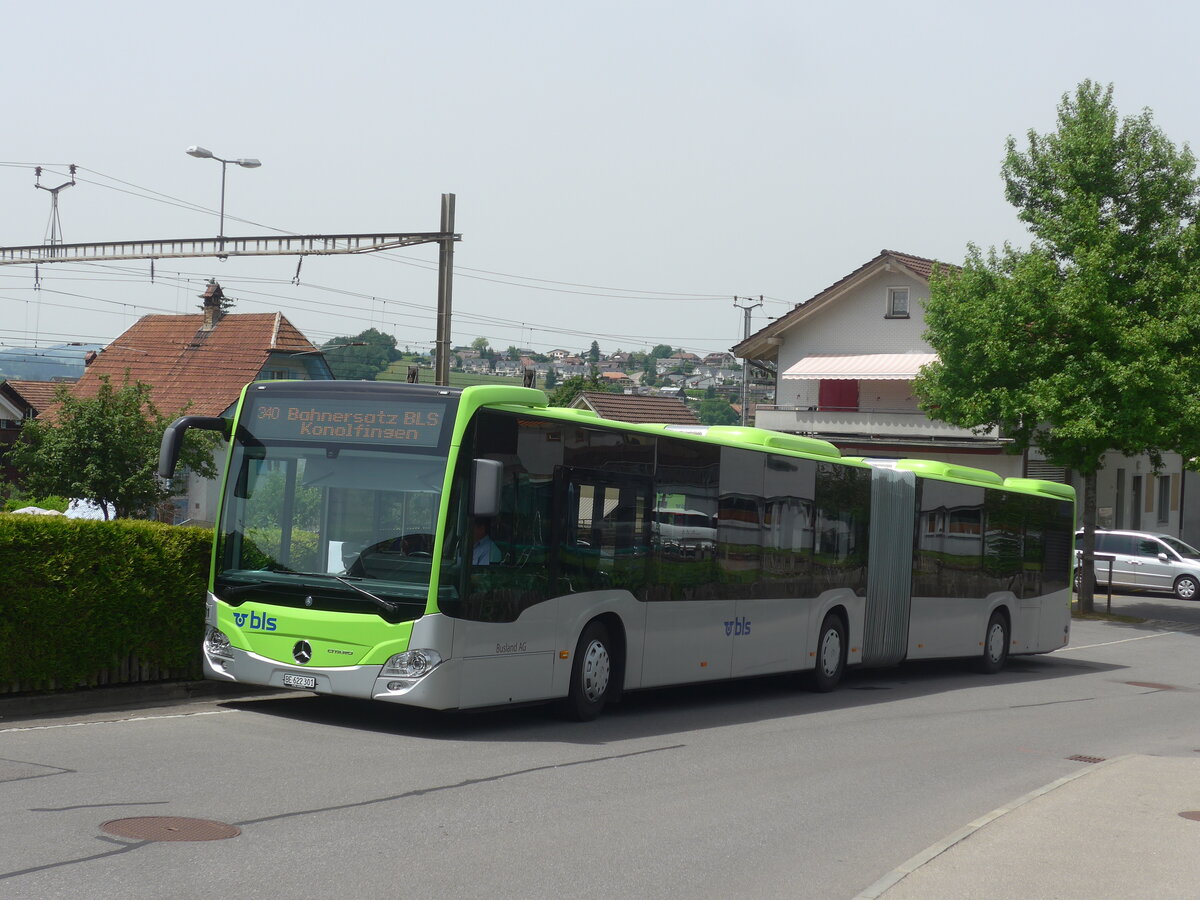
[0,164,761,355]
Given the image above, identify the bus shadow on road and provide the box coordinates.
[220,650,1120,745]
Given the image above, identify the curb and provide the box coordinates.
[0,680,282,722]
[852,755,1132,899]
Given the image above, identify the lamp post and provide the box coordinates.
[186,146,261,252]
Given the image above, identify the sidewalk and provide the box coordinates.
[858,755,1200,899]
[0,680,279,723]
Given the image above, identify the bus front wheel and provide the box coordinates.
[560,621,613,721]
[977,611,1009,674]
[810,613,846,692]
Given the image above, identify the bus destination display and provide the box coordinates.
[247,397,447,448]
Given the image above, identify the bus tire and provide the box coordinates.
[810,612,846,692]
[977,610,1009,674]
[560,621,614,721]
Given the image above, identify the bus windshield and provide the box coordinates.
[213,385,458,620]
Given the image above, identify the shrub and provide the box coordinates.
[0,514,212,688]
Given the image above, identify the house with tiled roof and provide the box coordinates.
[0,380,65,484]
[70,284,333,524]
[734,248,1188,538]
[569,391,699,425]
[4,379,63,415]
[732,249,1019,468]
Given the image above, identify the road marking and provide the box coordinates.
[0,709,234,734]
[1056,632,1178,651]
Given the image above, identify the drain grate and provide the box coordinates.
[1066,755,1106,764]
[101,816,241,842]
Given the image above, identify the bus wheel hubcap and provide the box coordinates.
[988,624,1004,661]
[821,630,841,676]
[582,640,610,702]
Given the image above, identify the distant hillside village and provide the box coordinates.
[449,344,747,394]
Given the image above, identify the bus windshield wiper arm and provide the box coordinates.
[326,573,399,614]
[221,567,400,613]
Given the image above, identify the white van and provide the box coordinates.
[1076,529,1200,600]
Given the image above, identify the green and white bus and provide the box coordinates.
[159,381,1075,720]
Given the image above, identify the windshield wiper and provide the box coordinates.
[220,579,277,598]
[325,573,400,615]
[219,568,400,614]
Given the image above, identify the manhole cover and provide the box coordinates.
[1179,811,1200,822]
[101,817,241,842]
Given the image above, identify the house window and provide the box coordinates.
[267,369,289,380]
[817,379,858,412]
[886,287,909,318]
[1157,475,1170,524]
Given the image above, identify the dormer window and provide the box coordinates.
[886,287,909,318]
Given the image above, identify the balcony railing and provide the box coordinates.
[753,405,1001,442]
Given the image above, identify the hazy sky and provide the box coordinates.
[2,0,1194,368]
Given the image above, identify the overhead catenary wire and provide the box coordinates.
[0,163,773,357]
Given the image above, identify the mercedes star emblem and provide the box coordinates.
[293,640,313,664]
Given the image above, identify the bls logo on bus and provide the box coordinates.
[724,617,752,637]
[233,610,277,632]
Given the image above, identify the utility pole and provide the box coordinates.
[434,193,456,386]
[734,295,762,426]
[34,164,77,253]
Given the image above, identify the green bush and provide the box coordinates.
[0,514,212,688]
[3,494,69,512]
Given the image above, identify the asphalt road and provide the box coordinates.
[4,595,1200,899]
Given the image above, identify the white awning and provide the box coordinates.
[781,352,937,380]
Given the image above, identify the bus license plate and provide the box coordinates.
[282,674,316,690]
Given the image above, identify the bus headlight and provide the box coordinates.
[205,627,234,661]
[381,649,442,679]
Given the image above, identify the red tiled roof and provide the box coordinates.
[5,380,65,413]
[574,391,699,425]
[71,312,318,417]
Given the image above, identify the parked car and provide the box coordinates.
[1075,529,1200,600]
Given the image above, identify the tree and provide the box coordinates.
[547,373,613,407]
[543,368,558,391]
[649,344,674,360]
[471,336,491,353]
[695,398,739,425]
[913,81,1200,612]
[323,328,399,379]
[7,376,218,519]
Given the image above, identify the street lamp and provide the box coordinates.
[186,145,261,252]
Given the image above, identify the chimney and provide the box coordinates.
[199,279,228,330]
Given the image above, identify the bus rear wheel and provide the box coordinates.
[560,621,613,721]
[977,610,1009,674]
[810,613,846,692]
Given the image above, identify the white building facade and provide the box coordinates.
[735,249,1188,536]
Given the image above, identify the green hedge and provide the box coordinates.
[0,514,212,690]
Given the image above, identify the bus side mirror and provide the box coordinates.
[471,459,503,518]
[158,415,231,482]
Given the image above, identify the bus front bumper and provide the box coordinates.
[203,645,462,710]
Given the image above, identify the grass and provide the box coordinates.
[376,364,524,389]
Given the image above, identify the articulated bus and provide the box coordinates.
[159,381,1075,720]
